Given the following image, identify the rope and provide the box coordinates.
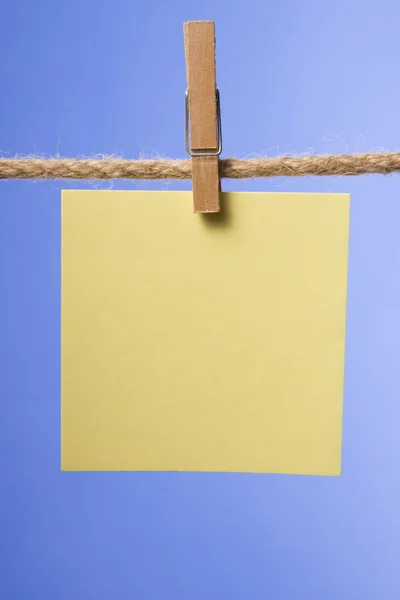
[1,152,400,180]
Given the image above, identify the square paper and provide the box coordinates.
[62,191,349,474]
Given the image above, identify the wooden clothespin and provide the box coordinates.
[184,21,221,213]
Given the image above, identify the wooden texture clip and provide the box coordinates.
[184,21,221,213]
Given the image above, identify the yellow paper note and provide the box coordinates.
[61,190,349,475]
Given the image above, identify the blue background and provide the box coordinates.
[1,1,400,598]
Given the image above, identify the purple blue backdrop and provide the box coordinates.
[1,1,399,598]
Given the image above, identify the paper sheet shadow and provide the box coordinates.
[200,194,232,229]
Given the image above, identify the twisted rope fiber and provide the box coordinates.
[2,152,400,180]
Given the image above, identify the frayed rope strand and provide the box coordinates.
[1,152,400,180]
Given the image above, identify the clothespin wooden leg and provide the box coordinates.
[184,21,221,213]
